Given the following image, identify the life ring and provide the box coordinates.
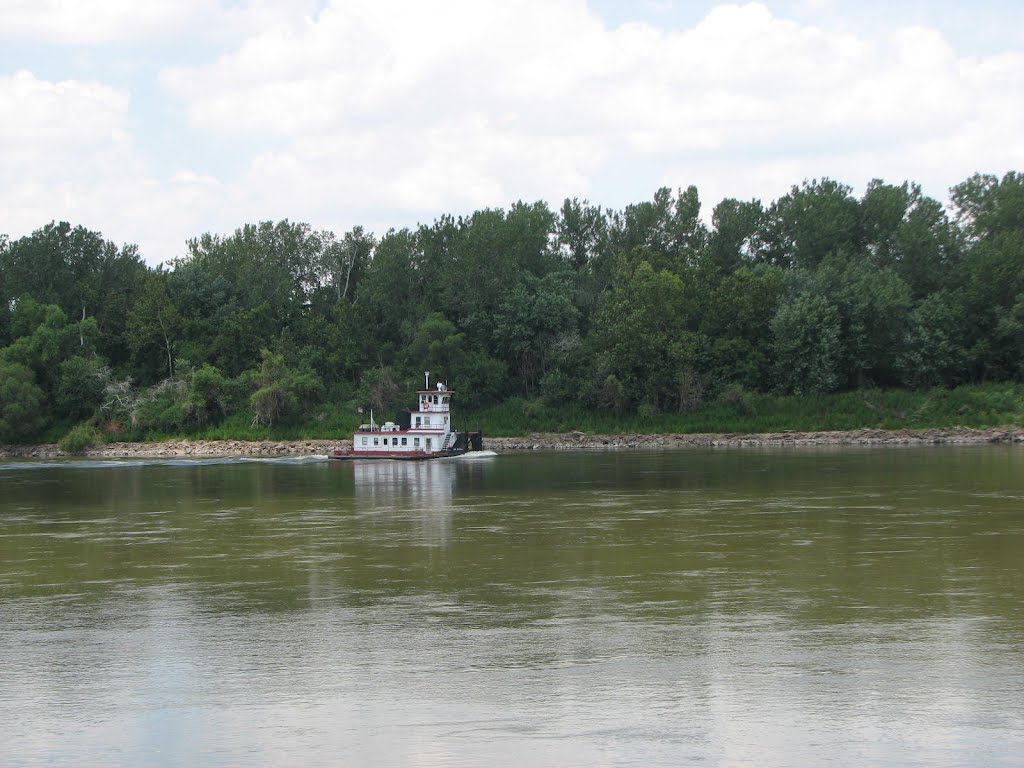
[422,401,431,411]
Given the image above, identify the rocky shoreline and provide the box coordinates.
[2,427,1023,459]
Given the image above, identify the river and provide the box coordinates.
[1,447,1022,767]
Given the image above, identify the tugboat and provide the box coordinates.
[329,372,484,461]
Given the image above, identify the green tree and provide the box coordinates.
[0,360,46,442]
[557,198,610,273]
[127,272,183,381]
[698,266,785,390]
[0,222,147,368]
[172,220,334,376]
[762,178,862,269]
[770,293,843,395]
[249,349,325,427]
[357,228,424,351]
[1,298,100,400]
[488,272,580,394]
[949,172,1024,380]
[590,256,705,411]
[427,202,561,343]
[55,356,107,422]
[608,186,708,272]
[185,364,229,426]
[896,292,968,388]
[403,313,505,407]
[815,254,913,387]
[708,198,765,274]
[182,220,325,322]
[952,171,1024,242]
[317,226,375,303]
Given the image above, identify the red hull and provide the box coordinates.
[329,449,465,461]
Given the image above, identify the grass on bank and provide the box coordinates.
[460,383,1024,437]
[59,382,1024,445]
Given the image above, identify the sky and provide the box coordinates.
[1,0,1022,266]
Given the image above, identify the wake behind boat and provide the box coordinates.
[330,372,484,461]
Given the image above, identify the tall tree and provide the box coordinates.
[708,198,765,274]
[357,228,424,351]
[590,254,705,411]
[951,172,1024,380]
[770,293,843,395]
[814,254,913,388]
[489,272,580,394]
[557,198,609,272]
[609,186,708,272]
[127,272,183,381]
[0,360,46,442]
[896,292,968,388]
[762,178,862,269]
[318,226,375,303]
[0,222,147,368]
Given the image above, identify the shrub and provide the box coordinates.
[58,423,99,455]
[718,383,754,415]
[637,402,659,421]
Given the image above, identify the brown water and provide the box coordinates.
[1,447,1023,766]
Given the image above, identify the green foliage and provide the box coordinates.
[485,272,580,393]
[58,423,100,454]
[4,170,1024,445]
[463,383,1024,438]
[185,364,228,426]
[762,178,862,268]
[814,253,913,387]
[609,186,708,269]
[133,380,190,434]
[0,298,105,435]
[401,313,507,407]
[557,197,609,272]
[55,356,107,421]
[355,366,401,415]
[771,293,843,395]
[127,271,182,382]
[0,222,147,368]
[249,349,325,427]
[0,360,46,442]
[591,257,699,410]
[356,228,422,349]
[708,198,765,273]
[897,293,968,389]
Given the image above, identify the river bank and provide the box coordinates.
[2,427,1023,459]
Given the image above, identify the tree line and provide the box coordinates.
[1,171,1022,444]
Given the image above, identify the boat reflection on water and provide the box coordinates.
[349,453,497,545]
[351,458,459,545]
[353,458,456,506]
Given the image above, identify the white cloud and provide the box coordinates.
[0,70,129,149]
[0,0,215,45]
[3,1,1023,264]
[158,1,1024,219]
[0,69,227,262]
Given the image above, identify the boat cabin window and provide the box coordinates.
[401,438,408,446]
[373,437,379,446]
[414,437,420,446]
[425,439,432,451]
[361,437,367,446]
